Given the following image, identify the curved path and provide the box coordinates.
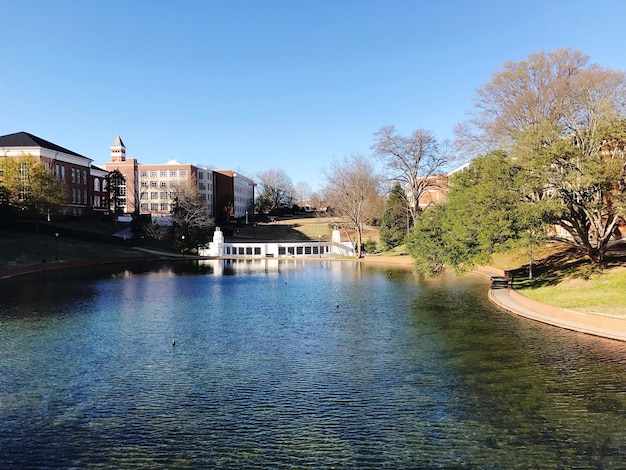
[475,266,626,342]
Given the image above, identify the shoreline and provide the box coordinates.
[2,255,625,343]
[474,266,626,343]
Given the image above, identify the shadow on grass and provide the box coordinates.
[233,224,317,241]
[510,245,626,289]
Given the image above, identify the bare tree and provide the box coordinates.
[372,125,455,225]
[457,48,626,263]
[293,181,312,207]
[171,183,215,252]
[255,168,295,213]
[141,221,171,241]
[323,153,382,258]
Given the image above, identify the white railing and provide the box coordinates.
[198,227,355,258]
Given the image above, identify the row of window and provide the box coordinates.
[71,168,88,185]
[138,191,214,202]
[140,203,171,211]
[71,189,88,204]
[223,246,328,256]
[140,169,187,178]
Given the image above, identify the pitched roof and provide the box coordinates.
[111,134,125,148]
[0,131,90,160]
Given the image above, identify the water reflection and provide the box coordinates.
[0,260,625,468]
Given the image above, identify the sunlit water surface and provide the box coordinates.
[1,259,625,469]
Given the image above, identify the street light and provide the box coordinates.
[55,232,59,261]
[181,235,185,257]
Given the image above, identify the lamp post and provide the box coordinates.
[54,232,59,261]
[245,210,248,225]
[181,235,185,257]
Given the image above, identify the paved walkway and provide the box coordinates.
[475,268,626,343]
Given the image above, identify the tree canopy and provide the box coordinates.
[373,125,455,225]
[255,168,295,214]
[456,48,626,263]
[323,154,382,258]
[171,183,215,253]
[407,152,543,274]
[379,182,408,250]
[0,154,65,221]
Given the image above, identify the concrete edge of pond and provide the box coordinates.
[475,266,626,343]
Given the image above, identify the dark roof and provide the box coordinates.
[0,131,90,160]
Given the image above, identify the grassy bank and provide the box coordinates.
[491,242,626,317]
[0,229,149,271]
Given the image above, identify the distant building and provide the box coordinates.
[104,135,138,215]
[103,136,254,221]
[213,170,255,221]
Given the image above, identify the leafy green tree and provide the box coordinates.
[457,48,626,264]
[379,182,408,250]
[407,152,550,275]
[0,154,65,224]
[406,204,449,276]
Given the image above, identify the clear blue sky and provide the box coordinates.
[3,0,626,191]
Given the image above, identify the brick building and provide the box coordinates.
[0,131,103,216]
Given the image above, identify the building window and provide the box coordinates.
[254,247,261,255]
[94,195,101,207]
[160,203,169,211]
[160,182,167,188]
[140,203,148,211]
[72,188,76,203]
[150,181,157,188]
[170,170,177,177]
[150,192,158,199]
[169,181,176,188]
[140,171,147,177]
[198,172,204,179]
[150,203,158,210]
[199,183,206,190]
[150,170,157,177]
[180,170,187,177]
[160,170,167,177]
[94,178,100,191]
[83,190,87,204]
[140,192,147,200]
[71,168,76,183]
[83,170,87,185]
[141,181,148,188]
[160,192,168,199]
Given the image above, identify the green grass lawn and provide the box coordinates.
[491,242,626,317]
[519,266,626,317]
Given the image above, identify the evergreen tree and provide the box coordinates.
[379,182,408,250]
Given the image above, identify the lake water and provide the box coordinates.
[1,259,625,469]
